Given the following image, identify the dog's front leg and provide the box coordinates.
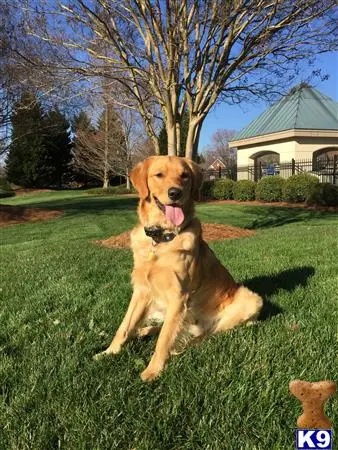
[140,291,187,382]
[94,286,149,360]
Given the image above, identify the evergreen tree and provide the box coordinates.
[6,92,47,187]
[72,111,93,133]
[43,108,72,188]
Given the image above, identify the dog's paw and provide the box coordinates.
[93,350,110,361]
[93,345,120,361]
[93,343,122,361]
[140,366,162,382]
[136,327,151,338]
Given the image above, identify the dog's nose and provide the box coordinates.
[168,187,182,201]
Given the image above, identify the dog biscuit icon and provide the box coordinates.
[289,379,336,428]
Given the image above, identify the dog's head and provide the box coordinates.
[130,156,202,228]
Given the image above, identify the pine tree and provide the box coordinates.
[72,111,93,132]
[6,92,47,187]
[7,93,73,188]
[43,108,72,188]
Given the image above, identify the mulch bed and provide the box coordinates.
[0,204,63,226]
[96,223,256,249]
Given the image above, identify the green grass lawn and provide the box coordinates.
[1,191,337,449]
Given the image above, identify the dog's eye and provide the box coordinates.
[155,173,164,178]
[181,172,189,180]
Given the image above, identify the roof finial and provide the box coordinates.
[288,82,312,96]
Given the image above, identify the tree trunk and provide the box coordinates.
[185,119,203,161]
[103,173,109,189]
[167,121,177,156]
[176,122,181,156]
[103,96,109,189]
[192,123,203,161]
[185,120,197,160]
[151,135,161,155]
[126,174,131,190]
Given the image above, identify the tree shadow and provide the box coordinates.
[243,266,315,321]
[15,196,139,216]
[244,206,337,230]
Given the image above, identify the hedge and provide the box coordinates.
[87,184,136,196]
[255,176,285,202]
[306,183,338,207]
[233,180,256,201]
[0,176,15,198]
[201,180,215,199]
[212,178,234,200]
[283,173,319,203]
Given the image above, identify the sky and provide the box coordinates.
[199,52,338,151]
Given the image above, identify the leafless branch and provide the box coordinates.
[8,0,338,160]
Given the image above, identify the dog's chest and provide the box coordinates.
[134,241,190,267]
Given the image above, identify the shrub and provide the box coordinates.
[112,184,136,195]
[201,180,216,199]
[305,183,338,207]
[283,173,319,203]
[212,178,234,200]
[255,176,285,202]
[233,180,256,201]
[87,184,136,196]
[0,176,15,198]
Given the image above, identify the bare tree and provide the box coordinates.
[109,107,146,190]
[0,3,17,156]
[0,84,11,157]
[18,0,338,159]
[73,129,114,189]
[0,0,91,158]
[203,129,237,168]
[73,104,146,188]
[133,136,157,163]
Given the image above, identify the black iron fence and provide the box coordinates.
[202,166,237,181]
[203,156,338,185]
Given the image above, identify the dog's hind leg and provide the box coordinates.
[135,303,165,338]
[170,322,205,355]
[136,325,161,338]
[214,286,263,333]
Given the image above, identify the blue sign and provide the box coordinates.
[296,429,332,449]
[266,164,275,175]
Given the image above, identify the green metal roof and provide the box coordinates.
[233,86,338,141]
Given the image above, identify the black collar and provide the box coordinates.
[144,226,177,244]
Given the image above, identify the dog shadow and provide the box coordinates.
[243,266,315,321]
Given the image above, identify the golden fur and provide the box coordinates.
[94,156,263,381]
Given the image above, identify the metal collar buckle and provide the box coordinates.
[144,226,177,245]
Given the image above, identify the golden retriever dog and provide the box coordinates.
[95,156,263,381]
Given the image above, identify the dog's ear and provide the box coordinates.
[129,157,153,199]
[185,159,203,200]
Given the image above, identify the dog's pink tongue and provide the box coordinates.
[165,205,184,226]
